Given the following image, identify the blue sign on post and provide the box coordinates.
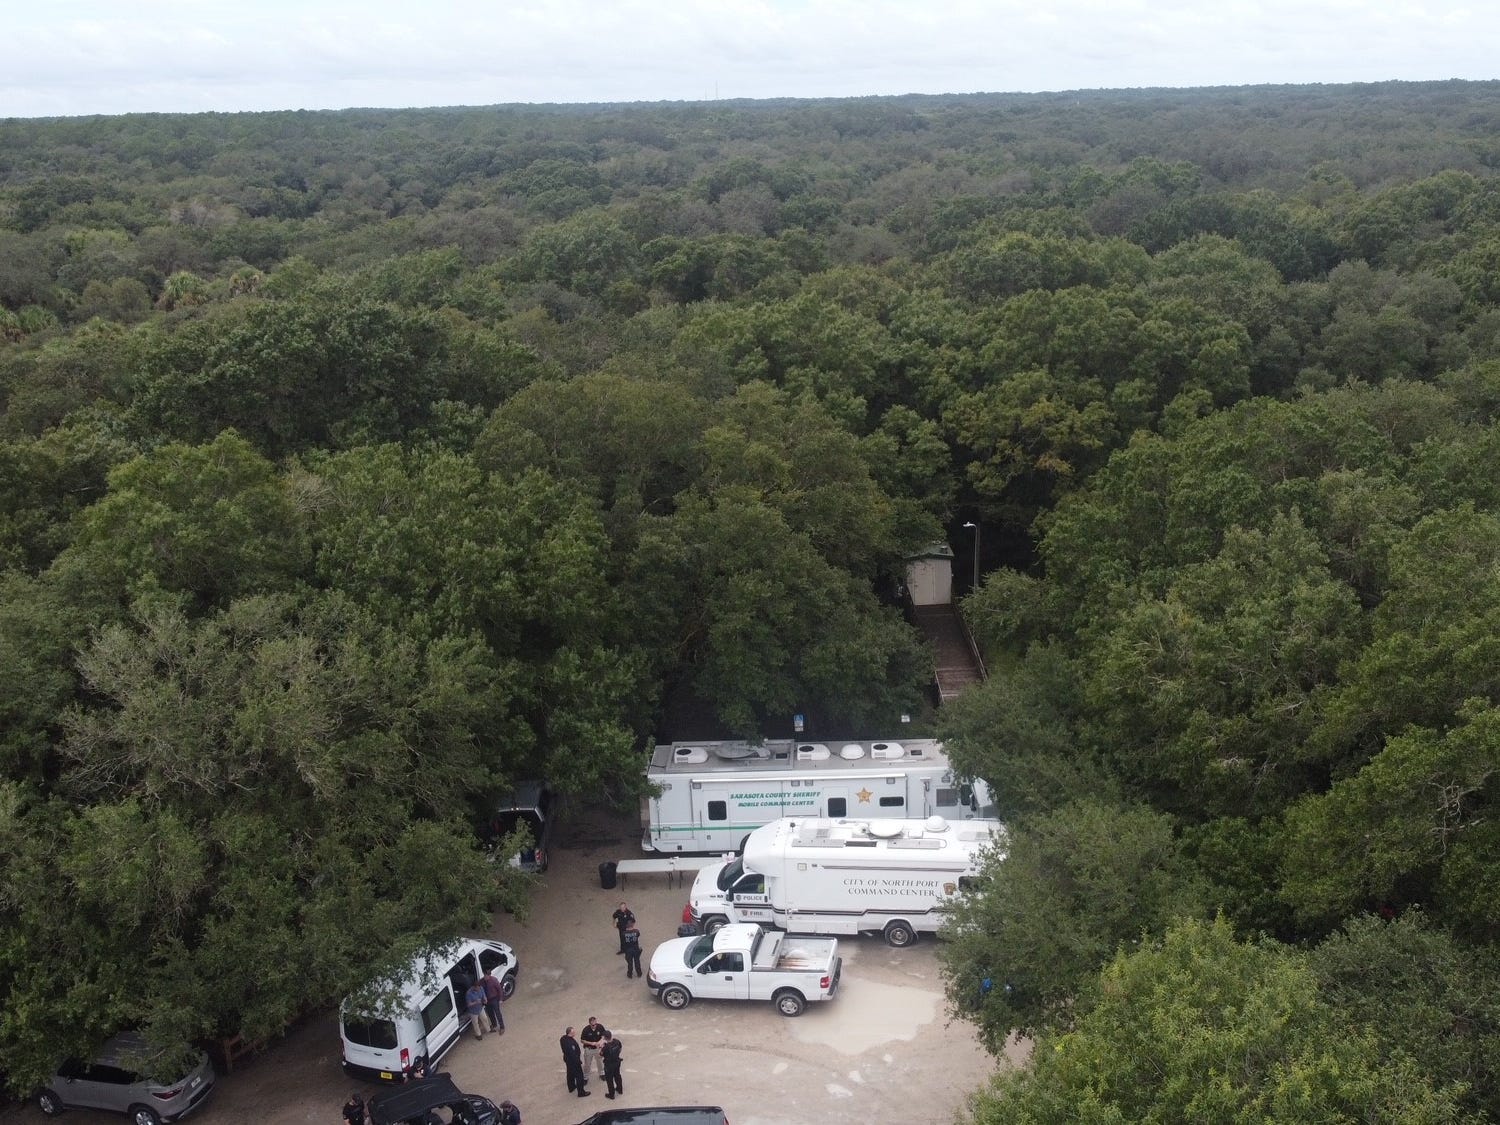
[793,713,805,733]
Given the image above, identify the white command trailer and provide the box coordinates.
[641,737,994,853]
[689,815,1004,947]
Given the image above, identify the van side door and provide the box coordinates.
[426,949,478,1055]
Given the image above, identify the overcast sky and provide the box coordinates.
[4,0,1496,119]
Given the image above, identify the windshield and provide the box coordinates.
[683,934,716,967]
[342,1014,398,1050]
[714,858,743,891]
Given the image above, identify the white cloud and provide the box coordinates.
[2,0,1497,118]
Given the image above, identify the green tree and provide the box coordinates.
[52,431,308,611]
[304,445,644,794]
[964,917,1473,1125]
[1081,513,1362,820]
[1281,703,1500,929]
[1308,912,1500,1119]
[940,797,1199,1047]
[0,590,522,1090]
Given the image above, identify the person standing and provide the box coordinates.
[464,979,488,1040]
[481,968,506,1033]
[498,1099,521,1125]
[611,901,635,954]
[559,1026,590,1097]
[341,1093,366,1125]
[600,1030,623,1100]
[622,920,644,979]
[579,1015,607,1076]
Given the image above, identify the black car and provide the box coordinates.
[366,1076,502,1125]
[572,1108,728,1125]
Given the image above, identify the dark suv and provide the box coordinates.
[573,1108,728,1125]
[367,1075,504,1125]
[482,781,557,872]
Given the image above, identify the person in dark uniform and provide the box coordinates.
[622,921,643,979]
[559,1026,590,1097]
[498,1099,521,1125]
[341,1092,366,1125]
[600,1030,623,1099]
[611,902,635,953]
[407,1054,435,1081]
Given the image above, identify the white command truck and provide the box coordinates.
[641,737,996,853]
[647,921,841,1017]
[690,815,1004,947]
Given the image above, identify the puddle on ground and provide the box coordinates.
[787,978,941,1055]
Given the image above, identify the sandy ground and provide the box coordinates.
[4,806,1019,1125]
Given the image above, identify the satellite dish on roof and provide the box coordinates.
[839,744,865,760]
[867,821,902,838]
[925,815,950,832]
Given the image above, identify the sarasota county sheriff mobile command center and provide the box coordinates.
[639,737,996,854]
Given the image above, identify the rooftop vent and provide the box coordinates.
[714,743,770,760]
[796,743,831,761]
[870,742,905,760]
[672,746,709,764]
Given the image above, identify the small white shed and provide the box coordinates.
[904,543,955,606]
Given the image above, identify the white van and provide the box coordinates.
[689,815,1004,946]
[340,937,518,1082]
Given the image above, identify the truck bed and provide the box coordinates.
[753,935,838,971]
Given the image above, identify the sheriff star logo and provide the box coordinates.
[856,787,873,802]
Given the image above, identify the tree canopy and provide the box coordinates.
[5,82,1500,1110]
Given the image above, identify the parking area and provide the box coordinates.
[3,806,1017,1125]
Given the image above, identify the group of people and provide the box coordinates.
[613,900,644,977]
[558,1016,625,1100]
[342,899,654,1121]
[462,968,508,1040]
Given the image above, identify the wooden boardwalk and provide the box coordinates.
[912,604,986,703]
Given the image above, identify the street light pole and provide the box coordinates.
[962,520,980,592]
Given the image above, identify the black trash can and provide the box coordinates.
[598,860,618,890]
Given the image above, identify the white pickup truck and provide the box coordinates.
[646,922,842,1016]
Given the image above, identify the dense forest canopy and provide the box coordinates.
[4,81,1500,1118]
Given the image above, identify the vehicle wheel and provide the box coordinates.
[36,1090,64,1116]
[130,1107,164,1125]
[702,914,729,935]
[883,920,917,948]
[773,989,806,1017]
[660,984,691,1011]
[501,971,517,1001]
